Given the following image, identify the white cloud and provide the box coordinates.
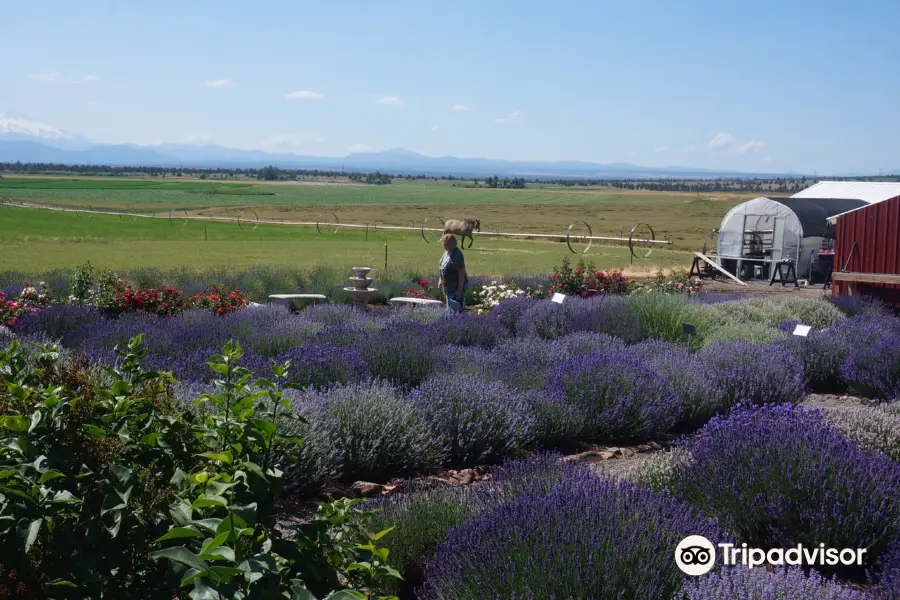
[347,143,371,153]
[654,146,669,153]
[29,70,98,84]
[761,155,773,162]
[738,140,767,154]
[496,109,524,124]
[201,78,233,88]
[450,104,473,112]
[376,95,404,106]
[286,90,327,101]
[260,133,324,153]
[430,124,441,131]
[708,133,733,149]
[685,145,697,151]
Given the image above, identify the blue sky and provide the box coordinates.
[2,0,899,174]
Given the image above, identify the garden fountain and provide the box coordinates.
[344,266,378,310]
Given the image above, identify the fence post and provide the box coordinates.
[384,244,388,270]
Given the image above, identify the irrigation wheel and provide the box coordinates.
[169,208,190,225]
[566,221,593,254]
[238,209,260,230]
[316,212,339,235]
[628,223,656,264]
[421,215,445,244]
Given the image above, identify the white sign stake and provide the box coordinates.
[792,324,811,337]
[551,292,566,304]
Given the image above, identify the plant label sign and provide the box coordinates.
[551,293,566,304]
[792,324,811,337]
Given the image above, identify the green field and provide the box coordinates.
[0,176,743,275]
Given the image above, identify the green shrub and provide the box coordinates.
[0,336,400,599]
[629,292,689,344]
[699,322,787,347]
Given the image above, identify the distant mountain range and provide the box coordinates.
[1,112,800,179]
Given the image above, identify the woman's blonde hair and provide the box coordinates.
[441,233,458,248]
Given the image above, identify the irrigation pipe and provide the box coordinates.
[1,202,673,246]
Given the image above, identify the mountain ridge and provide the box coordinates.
[0,112,800,179]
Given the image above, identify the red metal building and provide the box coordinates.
[831,194,900,304]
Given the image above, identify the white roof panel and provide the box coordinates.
[792,181,900,204]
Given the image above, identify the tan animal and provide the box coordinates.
[444,218,480,248]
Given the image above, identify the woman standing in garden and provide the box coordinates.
[438,233,468,312]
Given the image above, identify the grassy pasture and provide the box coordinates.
[0,176,741,274]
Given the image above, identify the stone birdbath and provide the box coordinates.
[344,267,378,310]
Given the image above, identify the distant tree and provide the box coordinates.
[259,165,280,181]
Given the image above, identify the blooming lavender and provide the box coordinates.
[419,473,726,600]
[680,566,876,600]
[671,404,900,579]
[876,538,900,599]
[777,330,848,393]
[629,339,727,430]
[428,313,509,349]
[547,347,683,440]
[517,296,647,343]
[291,380,443,482]
[13,304,101,341]
[548,330,625,358]
[840,325,900,400]
[359,322,441,389]
[274,343,368,390]
[488,296,535,334]
[697,340,805,407]
[826,293,892,317]
[410,375,537,467]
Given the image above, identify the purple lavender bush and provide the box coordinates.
[547,348,682,440]
[274,343,368,390]
[777,331,848,393]
[368,454,586,596]
[419,474,726,600]
[837,315,900,400]
[292,380,443,482]
[410,375,536,467]
[875,538,900,599]
[549,330,625,358]
[428,313,508,349]
[827,293,892,317]
[359,322,441,388]
[517,296,647,343]
[488,296,535,334]
[629,340,727,431]
[12,305,100,341]
[670,404,900,580]
[680,566,876,600]
[697,341,805,407]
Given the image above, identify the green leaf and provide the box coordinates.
[156,527,204,542]
[278,435,305,449]
[189,581,223,600]
[0,469,15,480]
[191,518,223,533]
[191,495,228,510]
[23,518,42,553]
[108,464,133,488]
[206,362,230,375]
[199,532,229,556]
[39,470,66,484]
[81,424,108,438]
[288,581,318,600]
[207,566,242,584]
[28,410,42,433]
[323,592,367,600]
[150,546,209,572]
[196,451,233,465]
[373,526,395,541]
[0,416,30,433]
[201,547,235,563]
[346,562,372,572]
[51,490,80,504]
[45,579,78,588]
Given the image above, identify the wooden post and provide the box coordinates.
[384,244,388,271]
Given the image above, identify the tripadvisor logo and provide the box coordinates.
[675,536,867,576]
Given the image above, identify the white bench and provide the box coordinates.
[268,294,328,307]
[388,297,444,307]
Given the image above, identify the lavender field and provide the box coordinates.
[2,290,900,598]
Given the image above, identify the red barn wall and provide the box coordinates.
[832,194,900,304]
